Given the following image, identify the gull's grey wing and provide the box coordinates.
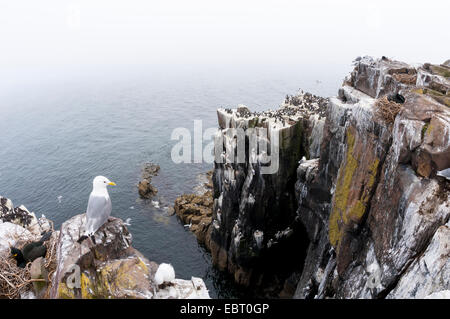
[437,168,450,180]
[85,194,112,235]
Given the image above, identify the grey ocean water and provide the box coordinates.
[0,65,346,298]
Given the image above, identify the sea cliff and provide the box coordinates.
[176,56,450,298]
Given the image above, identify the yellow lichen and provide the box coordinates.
[80,272,94,299]
[329,129,357,247]
[329,130,380,248]
[57,282,75,299]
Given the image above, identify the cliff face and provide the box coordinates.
[295,56,449,299]
[208,56,450,298]
[208,95,327,295]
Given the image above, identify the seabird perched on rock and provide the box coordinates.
[11,231,53,268]
[436,168,450,181]
[154,263,175,286]
[78,176,116,243]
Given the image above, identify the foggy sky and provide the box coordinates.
[1,0,449,84]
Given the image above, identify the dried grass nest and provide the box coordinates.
[0,228,58,299]
[375,95,404,125]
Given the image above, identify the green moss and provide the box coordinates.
[430,65,450,78]
[432,96,450,107]
[421,123,430,140]
[248,118,258,128]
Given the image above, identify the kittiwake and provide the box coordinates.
[78,176,116,242]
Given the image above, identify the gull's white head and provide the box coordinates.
[93,176,116,190]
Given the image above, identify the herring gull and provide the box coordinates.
[78,176,116,242]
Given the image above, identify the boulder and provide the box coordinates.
[138,163,160,198]
[138,179,158,198]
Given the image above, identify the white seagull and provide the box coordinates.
[82,176,116,238]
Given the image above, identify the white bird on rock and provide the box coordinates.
[78,176,116,243]
[154,263,175,286]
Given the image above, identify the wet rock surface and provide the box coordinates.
[174,171,214,250]
[138,163,160,199]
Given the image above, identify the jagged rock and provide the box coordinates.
[138,179,158,198]
[174,192,213,250]
[208,91,326,295]
[346,56,416,98]
[174,171,214,249]
[191,56,446,299]
[154,277,210,299]
[0,222,36,253]
[386,219,450,298]
[0,196,52,237]
[138,163,160,198]
[293,56,450,299]
[207,56,449,298]
[50,213,210,299]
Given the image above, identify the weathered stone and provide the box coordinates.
[386,220,450,298]
[30,257,48,298]
[293,56,450,299]
[208,91,327,296]
[174,189,213,250]
[0,197,52,237]
[0,222,35,254]
[138,179,158,198]
[50,213,210,299]
[138,163,160,199]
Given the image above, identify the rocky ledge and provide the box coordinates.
[176,56,449,298]
[174,171,214,250]
[0,196,210,299]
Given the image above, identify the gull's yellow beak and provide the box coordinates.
[108,182,116,186]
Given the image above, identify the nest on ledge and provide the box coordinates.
[0,228,58,299]
[375,95,404,125]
